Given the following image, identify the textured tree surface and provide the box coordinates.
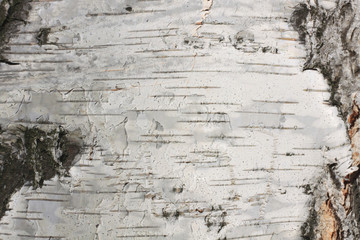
[0,125,83,220]
[0,0,359,239]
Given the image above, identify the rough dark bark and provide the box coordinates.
[0,125,83,220]
[0,0,32,65]
[291,1,360,239]
[290,0,359,120]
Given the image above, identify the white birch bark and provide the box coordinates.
[0,0,352,239]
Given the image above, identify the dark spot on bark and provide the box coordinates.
[36,28,51,46]
[232,31,254,50]
[66,65,81,73]
[0,56,19,65]
[205,207,227,233]
[218,212,227,233]
[301,184,313,195]
[172,186,183,193]
[162,208,181,220]
[125,6,132,12]
[261,46,278,53]
[183,36,204,49]
[328,163,342,190]
[204,214,214,228]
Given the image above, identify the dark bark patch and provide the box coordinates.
[0,125,83,220]
[36,27,51,46]
[301,199,318,240]
[0,0,32,47]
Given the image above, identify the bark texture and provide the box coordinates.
[0,125,83,220]
[0,0,32,64]
[291,0,360,239]
[0,0,355,239]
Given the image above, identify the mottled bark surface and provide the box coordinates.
[0,0,357,239]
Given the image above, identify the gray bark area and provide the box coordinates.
[0,0,358,239]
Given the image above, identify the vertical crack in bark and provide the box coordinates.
[193,0,213,36]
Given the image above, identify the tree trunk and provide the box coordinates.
[0,0,358,239]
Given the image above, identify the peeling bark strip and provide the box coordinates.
[0,125,82,220]
[291,1,360,239]
[319,198,343,240]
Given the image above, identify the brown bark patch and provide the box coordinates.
[319,198,342,240]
